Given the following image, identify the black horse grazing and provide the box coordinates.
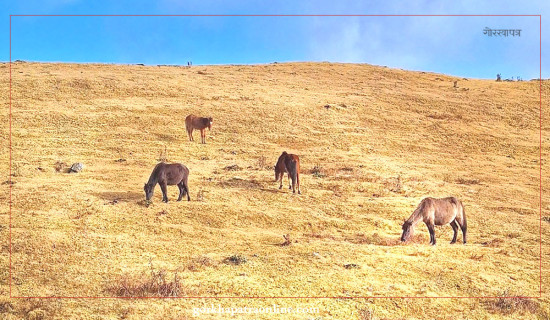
[144,162,190,203]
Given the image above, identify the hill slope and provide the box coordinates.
[1,61,548,319]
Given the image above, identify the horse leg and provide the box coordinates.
[450,220,459,244]
[188,128,194,141]
[456,213,467,244]
[291,173,296,193]
[200,129,205,144]
[160,182,169,203]
[183,178,190,201]
[426,222,436,245]
[460,220,467,244]
[288,172,292,190]
[297,172,301,194]
[278,173,283,189]
[177,182,184,201]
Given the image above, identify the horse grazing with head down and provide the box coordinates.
[185,114,213,144]
[144,162,190,203]
[401,197,467,245]
[274,151,301,194]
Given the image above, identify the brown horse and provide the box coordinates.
[185,114,213,144]
[144,162,190,203]
[274,151,301,194]
[401,197,467,245]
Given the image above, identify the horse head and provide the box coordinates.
[144,183,154,200]
[401,221,414,242]
[208,117,213,130]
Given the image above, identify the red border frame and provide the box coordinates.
[8,14,543,300]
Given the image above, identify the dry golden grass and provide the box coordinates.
[0,61,549,319]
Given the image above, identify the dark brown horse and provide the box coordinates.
[274,151,301,194]
[401,197,467,245]
[185,114,213,144]
[144,162,190,203]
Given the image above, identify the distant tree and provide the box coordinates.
[496,73,501,82]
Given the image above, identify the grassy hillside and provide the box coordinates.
[0,61,548,319]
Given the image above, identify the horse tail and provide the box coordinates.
[290,161,297,184]
[183,167,190,201]
[460,200,467,243]
[185,116,191,132]
[289,159,298,189]
[461,201,467,229]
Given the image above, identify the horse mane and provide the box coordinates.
[406,198,429,225]
[147,162,164,185]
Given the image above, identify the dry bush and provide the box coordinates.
[107,263,182,297]
[186,255,217,271]
[257,156,270,170]
[484,291,540,315]
[8,299,62,320]
[358,308,378,320]
[382,176,403,193]
[54,161,68,172]
[196,189,205,201]
[311,164,326,178]
[456,177,480,185]
[223,254,247,265]
[481,238,504,247]
[469,253,485,261]
[346,233,405,246]
[157,146,168,162]
[280,234,292,246]
[224,164,242,171]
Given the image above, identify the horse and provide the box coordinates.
[401,197,467,245]
[274,151,301,194]
[144,162,190,203]
[185,115,213,144]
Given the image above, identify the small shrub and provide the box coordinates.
[54,161,68,172]
[481,238,504,247]
[358,308,378,320]
[224,255,247,265]
[257,156,268,169]
[456,177,480,185]
[224,164,242,171]
[384,175,402,193]
[107,263,182,297]
[311,164,325,178]
[187,256,217,271]
[157,146,168,162]
[280,234,291,246]
[197,189,205,201]
[485,291,540,315]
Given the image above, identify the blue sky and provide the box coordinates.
[3,1,548,79]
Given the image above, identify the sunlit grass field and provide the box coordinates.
[0,61,548,319]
